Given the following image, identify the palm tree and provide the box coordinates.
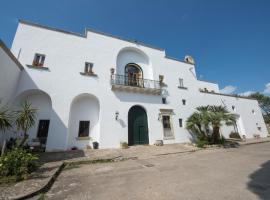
[208,105,236,143]
[186,106,210,140]
[15,101,37,146]
[186,105,236,144]
[0,105,13,132]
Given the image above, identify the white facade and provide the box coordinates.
[0,20,268,151]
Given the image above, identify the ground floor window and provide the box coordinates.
[37,119,50,145]
[78,121,90,137]
[161,114,174,139]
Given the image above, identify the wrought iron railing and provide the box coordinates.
[111,74,161,90]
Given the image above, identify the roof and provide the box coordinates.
[0,39,24,70]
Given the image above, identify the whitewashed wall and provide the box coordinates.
[0,41,22,105]
[8,21,268,151]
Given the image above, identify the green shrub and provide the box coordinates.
[196,139,209,148]
[229,132,241,139]
[0,148,38,181]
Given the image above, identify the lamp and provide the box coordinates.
[115,111,119,120]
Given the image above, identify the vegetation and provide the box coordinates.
[0,148,38,182]
[249,92,270,124]
[186,105,236,147]
[0,101,39,183]
[15,101,37,147]
[0,104,13,132]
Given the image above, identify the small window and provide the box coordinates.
[78,121,90,137]
[179,78,184,87]
[257,127,261,131]
[182,99,186,105]
[252,110,255,114]
[84,62,94,74]
[33,53,45,67]
[162,97,166,104]
[162,116,171,129]
[232,106,235,111]
[179,118,183,127]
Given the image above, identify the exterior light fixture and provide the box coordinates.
[115,111,119,120]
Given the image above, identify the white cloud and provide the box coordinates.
[263,82,270,94]
[239,91,255,96]
[220,85,237,94]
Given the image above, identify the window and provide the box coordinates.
[182,99,186,105]
[162,97,166,104]
[32,53,45,67]
[78,121,90,137]
[232,106,235,111]
[179,118,183,127]
[179,78,184,87]
[162,116,171,129]
[252,110,255,114]
[162,115,174,138]
[257,127,261,131]
[85,62,94,74]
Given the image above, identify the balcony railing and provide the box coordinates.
[111,74,161,95]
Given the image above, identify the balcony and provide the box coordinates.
[111,74,162,95]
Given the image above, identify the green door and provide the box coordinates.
[128,106,149,145]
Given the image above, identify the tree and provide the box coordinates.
[208,106,236,143]
[249,92,270,123]
[0,105,13,132]
[186,105,236,144]
[186,106,210,140]
[15,101,37,146]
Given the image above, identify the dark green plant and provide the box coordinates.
[208,105,236,143]
[195,139,209,148]
[0,104,13,132]
[0,148,38,181]
[186,105,236,144]
[15,101,37,146]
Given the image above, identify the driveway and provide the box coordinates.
[45,143,270,200]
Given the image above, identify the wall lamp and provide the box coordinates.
[115,111,119,120]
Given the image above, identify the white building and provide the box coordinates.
[0,20,268,151]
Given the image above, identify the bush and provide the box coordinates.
[196,139,209,148]
[229,132,241,139]
[0,148,38,181]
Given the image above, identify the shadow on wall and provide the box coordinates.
[248,160,270,200]
[2,69,70,152]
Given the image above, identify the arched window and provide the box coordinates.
[125,63,143,87]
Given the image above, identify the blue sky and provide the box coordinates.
[0,0,269,95]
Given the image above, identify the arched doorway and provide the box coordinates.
[128,105,149,145]
[125,63,143,87]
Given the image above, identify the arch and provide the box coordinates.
[116,47,153,80]
[128,105,149,145]
[12,89,52,148]
[67,93,100,149]
[125,63,144,87]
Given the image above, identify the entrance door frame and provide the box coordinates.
[128,105,149,145]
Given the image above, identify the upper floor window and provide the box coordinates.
[125,63,143,87]
[179,78,184,87]
[182,99,186,105]
[33,53,45,67]
[85,62,94,74]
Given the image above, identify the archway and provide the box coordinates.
[125,63,143,87]
[12,89,52,148]
[67,93,100,149]
[128,105,149,145]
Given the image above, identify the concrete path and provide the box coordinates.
[44,142,270,200]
